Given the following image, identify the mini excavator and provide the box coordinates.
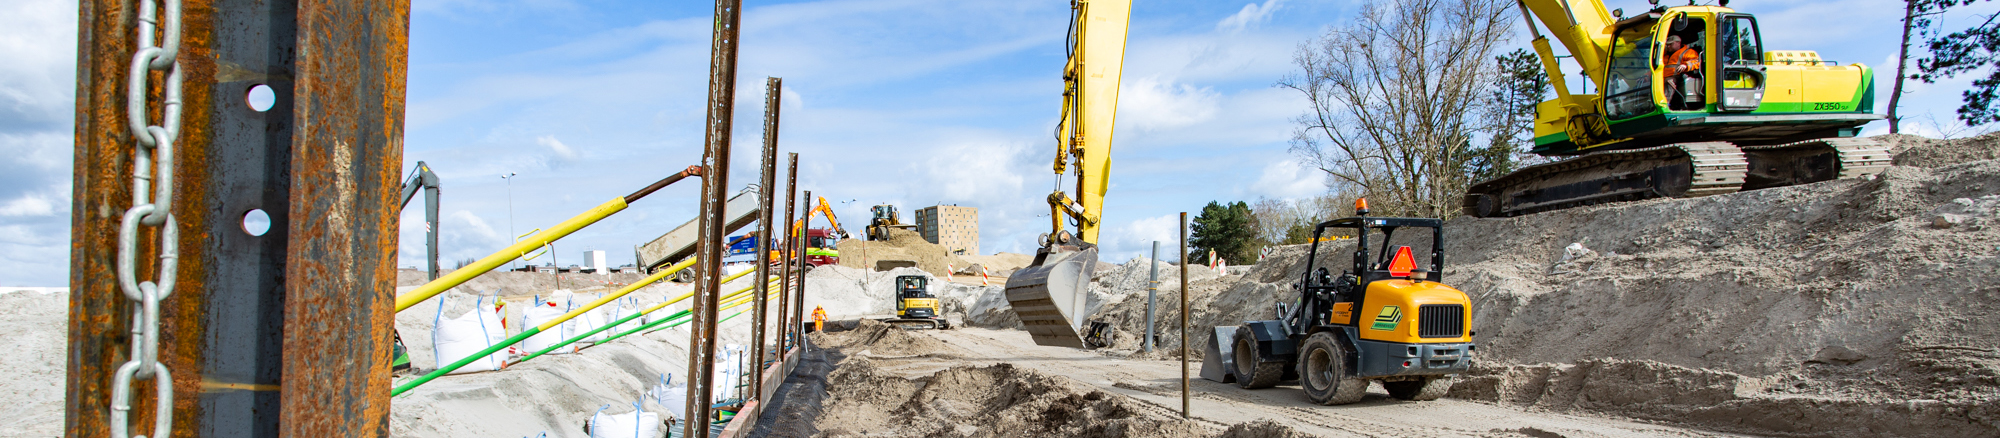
[879,275,952,330]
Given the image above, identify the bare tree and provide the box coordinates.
[1280,0,1515,219]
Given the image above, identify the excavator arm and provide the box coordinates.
[790,195,848,239]
[1046,0,1130,245]
[1008,0,1131,349]
[399,161,441,280]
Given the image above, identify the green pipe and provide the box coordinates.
[394,326,544,396]
[515,279,778,365]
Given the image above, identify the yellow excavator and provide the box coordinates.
[1005,0,1130,348]
[1463,0,1893,217]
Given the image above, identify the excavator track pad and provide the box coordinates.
[1464,138,1891,218]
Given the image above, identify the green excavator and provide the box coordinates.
[1463,0,1892,217]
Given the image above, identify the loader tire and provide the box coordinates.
[1299,331,1369,405]
[1232,325,1285,389]
[1385,376,1451,401]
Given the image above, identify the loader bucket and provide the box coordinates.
[1200,326,1238,383]
[1004,244,1098,348]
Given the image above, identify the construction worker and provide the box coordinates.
[812,305,827,332]
[1661,34,1702,109]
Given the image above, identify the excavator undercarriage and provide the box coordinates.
[1466,138,1893,217]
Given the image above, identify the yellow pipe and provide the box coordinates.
[534,265,761,332]
[396,197,629,312]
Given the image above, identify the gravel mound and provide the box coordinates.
[814,361,1230,438]
[1881,132,2000,168]
[811,319,956,357]
[1074,135,2000,436]
[836,228,965,275]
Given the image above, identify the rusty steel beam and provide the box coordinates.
[279,0,407,434]
[776,152,798,363]
[749,76,781,399]
[788,187,804,336]
[685,0,743,435]
[69,0,402,436]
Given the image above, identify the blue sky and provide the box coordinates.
[1,0,1989,286]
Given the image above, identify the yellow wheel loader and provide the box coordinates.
[1205,201,1474,405]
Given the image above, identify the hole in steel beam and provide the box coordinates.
[242,209,272,236]
[246,84,276,112]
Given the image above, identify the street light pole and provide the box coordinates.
[502,172,517,270]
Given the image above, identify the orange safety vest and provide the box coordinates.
[1664,45,1701,78]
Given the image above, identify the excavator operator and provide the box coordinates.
[1662,34,1702,109]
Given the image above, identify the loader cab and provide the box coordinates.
[1300,217,1445,297]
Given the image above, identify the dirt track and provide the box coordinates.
[811,323,1743,437]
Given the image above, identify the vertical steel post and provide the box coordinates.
[280,0,406,435]
[1145,240,1158,353]
[70,0,401,436]
[796,189,812,336]
[685,0,742,436]
[776,153,799,362]
[749,77,782,399]
[1179,212,1190,419]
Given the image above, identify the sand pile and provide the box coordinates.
[797,264,1002,328]
[956,252,1035,276]
[815,360,1294,438]
[0,288,66,437]
[1880,132,2000,168]
[1077,134,2000,436]
[397,268,651,296]
[811,319,956,357]
[835,228,968,275]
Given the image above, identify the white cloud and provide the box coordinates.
[1104,213,1181,260]
[921,138,1031,202]
[1217,0,1284,33]
[1248,158,1322,200]
[0,193,56,217]
[1119,76,1221,131]
[536,135,580,160]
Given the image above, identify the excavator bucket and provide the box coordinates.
[1005,244,1098,348]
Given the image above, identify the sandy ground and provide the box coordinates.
[764,320,1743,437]
[0,287,66,438]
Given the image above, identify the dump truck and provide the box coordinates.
[633,190,762,282]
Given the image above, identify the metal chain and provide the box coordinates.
[111,0,183,437]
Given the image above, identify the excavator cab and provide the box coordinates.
[1206,201,1474,405]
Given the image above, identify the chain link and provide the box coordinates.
[112,0,183,437]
